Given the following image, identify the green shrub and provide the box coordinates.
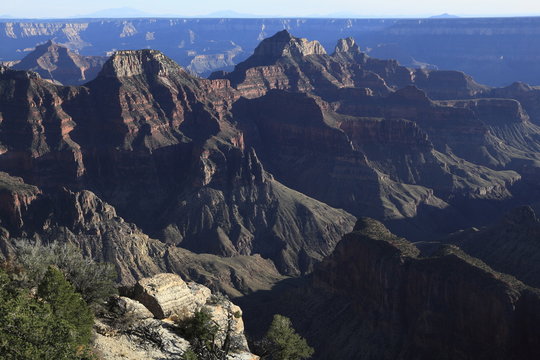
[182,348,200,360]
[175,308,237,360]
[16,241,117,306]
[176,308,219,345]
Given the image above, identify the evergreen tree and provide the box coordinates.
[258,314,314,360]
[38,266,95,346]
[0,269,81,359]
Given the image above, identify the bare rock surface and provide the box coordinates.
[132,273,211,319]
[95,273,257,360]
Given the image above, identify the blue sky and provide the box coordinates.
[2,0,540,18]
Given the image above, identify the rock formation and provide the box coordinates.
[0,50,356,276]
[11,40,107,85]
[94,273,258,360]
[4,30,540,248]
[132,273,212,319]
[485,82,540,124]
[0,171,288,296]
[212,30,488,101]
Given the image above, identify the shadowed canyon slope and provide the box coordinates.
[0,171,287,297]
[213,31,540,238]
[238,218,540,360]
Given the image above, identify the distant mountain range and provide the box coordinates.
[72,7,274,19]
[203,10,277,18]
[430,13,460,18]
[31,7,465,20]
[73,7,155,18]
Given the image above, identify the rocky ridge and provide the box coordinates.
[212,31,486,100]
[440,206,540,289]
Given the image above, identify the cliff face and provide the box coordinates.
[411,69,488,99]
[485,82,540,124]
[212,31,489,102]
[232,87,522,240]
[0,67,85,186]
[0,172,40,232]
[11,40,107,85]
[0,171,286,296]
[78,49,235,151]
[240,219,540,360]
[0,51,356,277]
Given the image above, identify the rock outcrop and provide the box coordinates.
[0,172,40,233]
[94,273,258,360]
[11,40,107,85]
[132,273,212,319]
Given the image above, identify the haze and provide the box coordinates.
[2,0,540,18]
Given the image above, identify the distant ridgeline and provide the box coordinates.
[1,17,540,85]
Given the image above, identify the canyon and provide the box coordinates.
[2,28,540,359]
[1,17,540,85]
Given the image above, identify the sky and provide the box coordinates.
[2,0,540,18]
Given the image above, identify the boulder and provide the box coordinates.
[113,296,153,319]
[132,273,210,319]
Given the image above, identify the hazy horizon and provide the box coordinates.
[2,1,540,19]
